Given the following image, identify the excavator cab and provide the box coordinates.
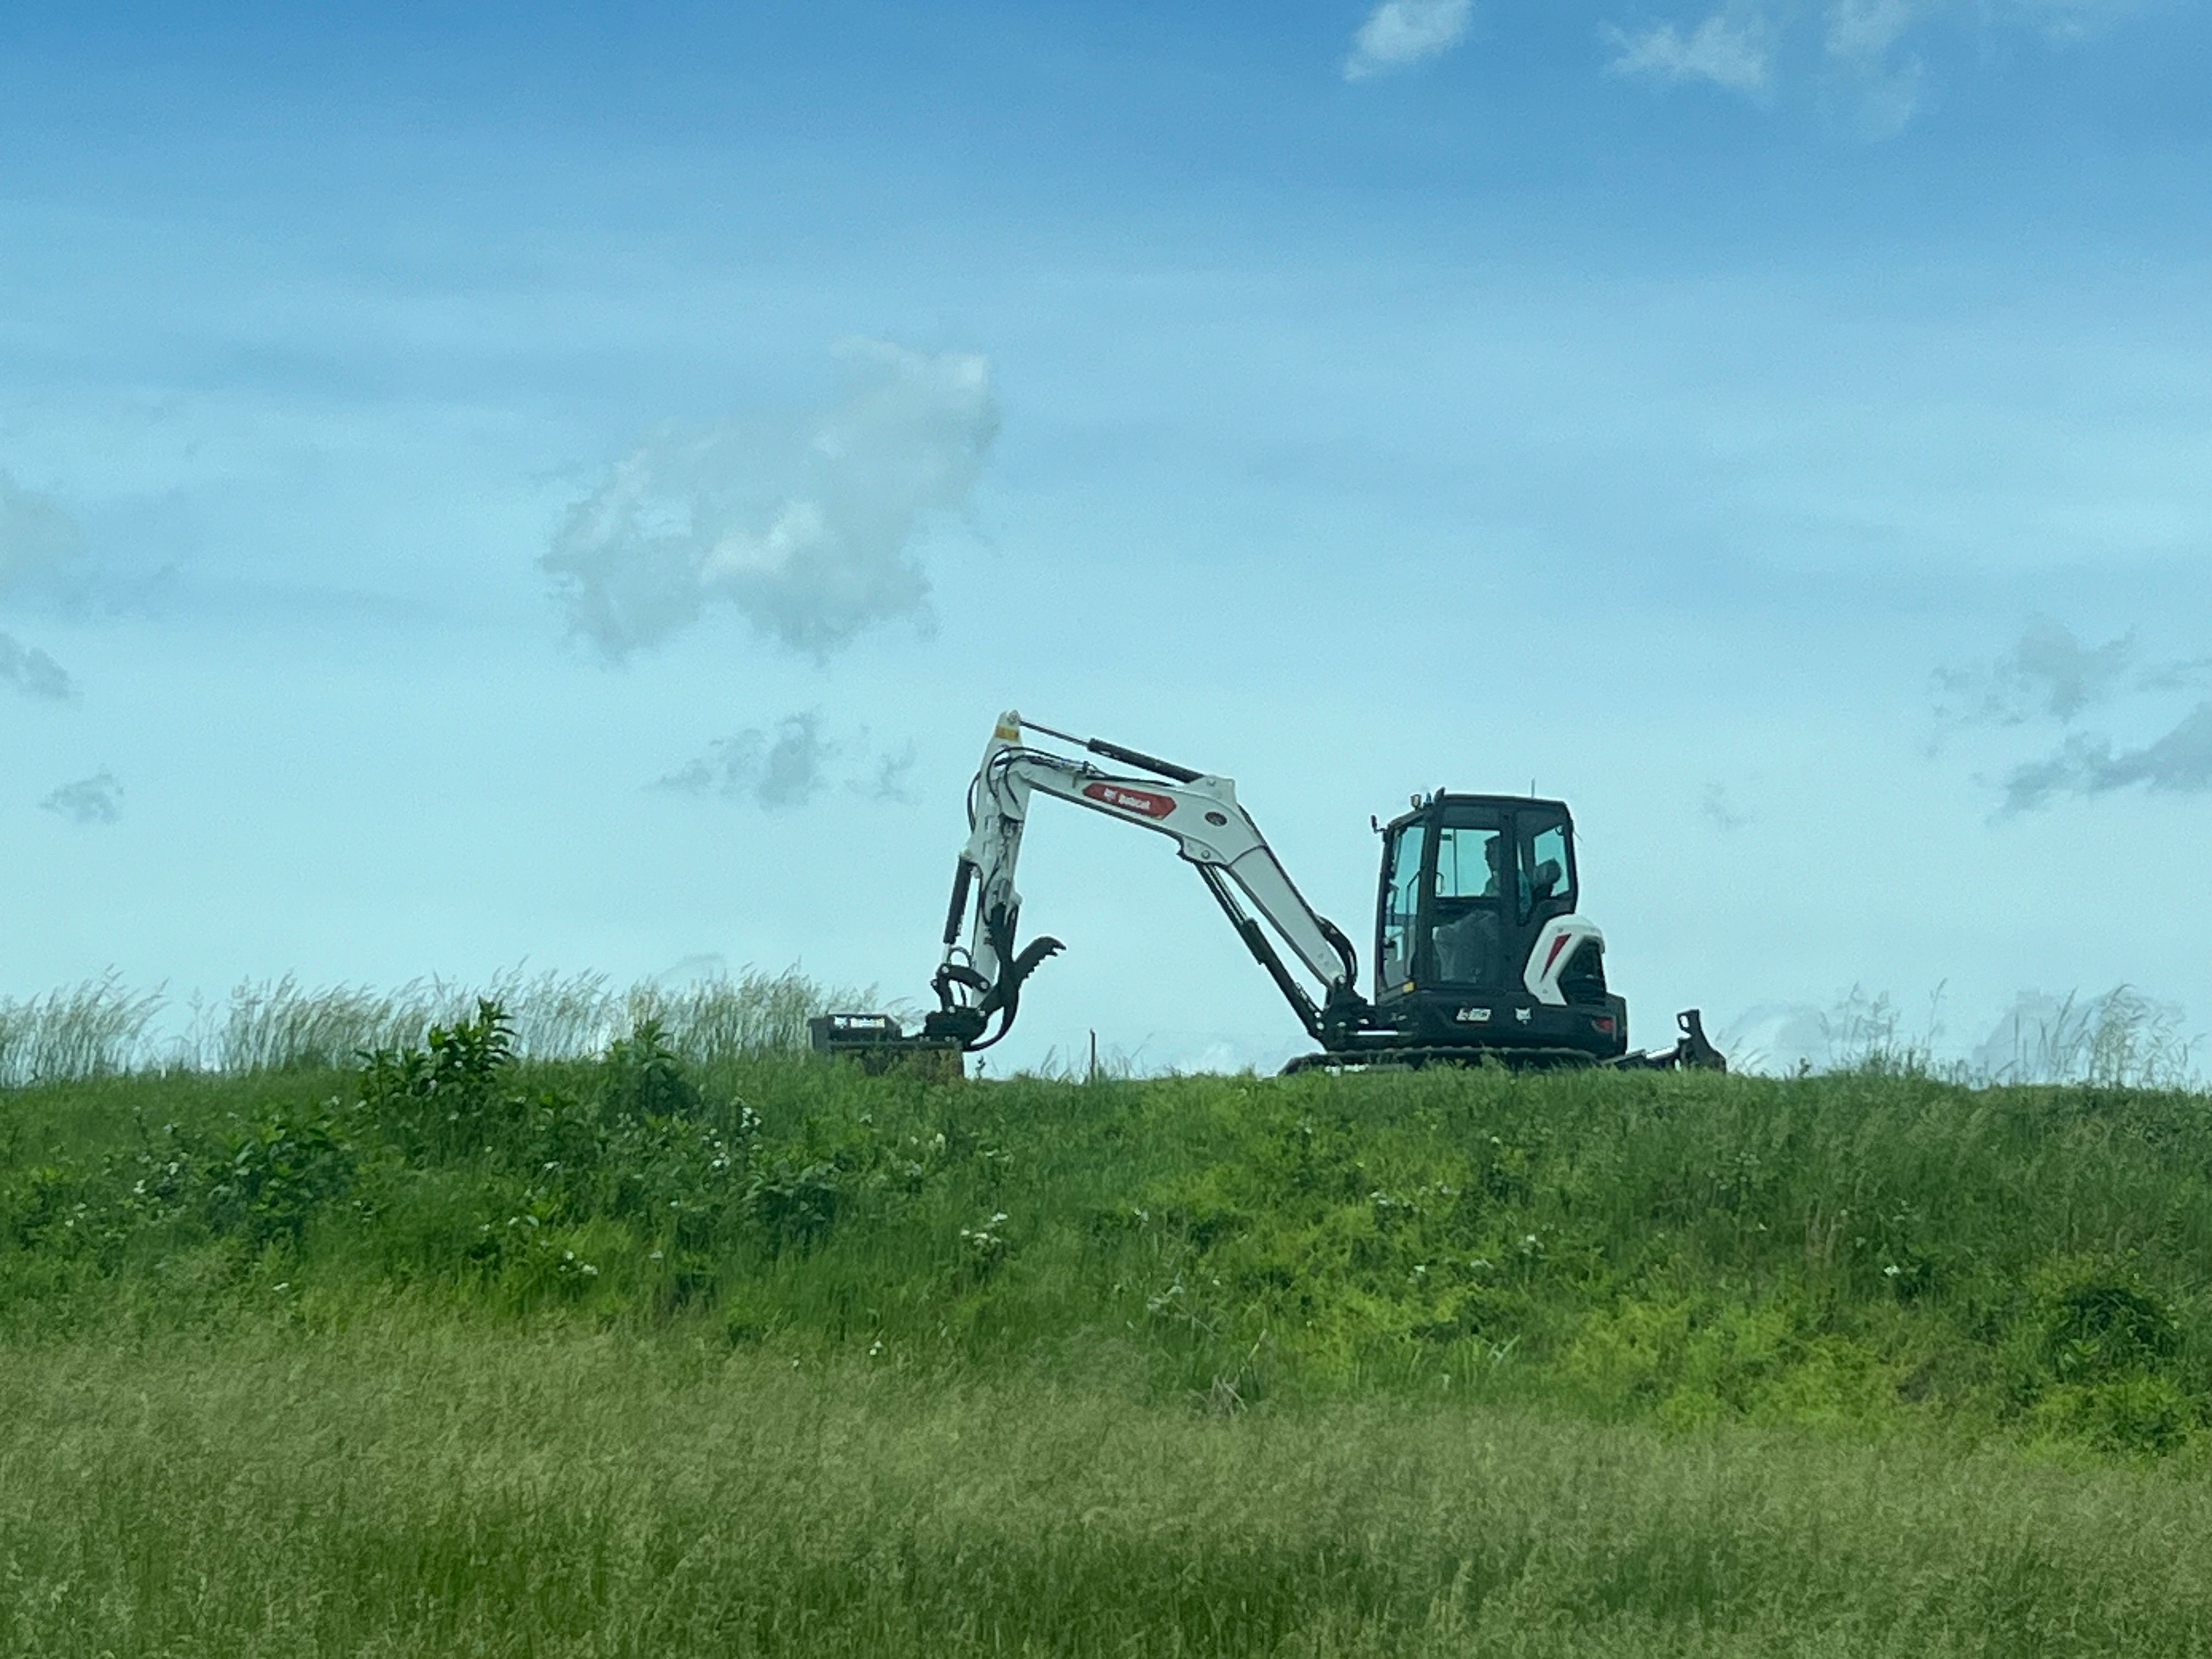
[1367,793,1627,1061]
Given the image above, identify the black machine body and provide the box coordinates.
[1305,792,1629,1068]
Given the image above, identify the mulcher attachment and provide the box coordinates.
[806,1013,966,1080]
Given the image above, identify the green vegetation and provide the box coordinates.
[10,1325,2212,1658]
[0,965,874,1081]
[7,988,2212,1653]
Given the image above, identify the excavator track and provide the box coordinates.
[1280,1011,1726,1077]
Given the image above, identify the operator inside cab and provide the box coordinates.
[1377,799,1579,997]
[1430,830,1509,984]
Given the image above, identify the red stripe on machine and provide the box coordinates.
[1542,934,1575,976]
[1082,781,1176,819]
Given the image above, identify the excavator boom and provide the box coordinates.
[915,711,1359,1053]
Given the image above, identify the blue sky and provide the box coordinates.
[3,0,2208,1073]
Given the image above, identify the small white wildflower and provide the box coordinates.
[868,1338,884,1357]
[1884,1263,1901,1278]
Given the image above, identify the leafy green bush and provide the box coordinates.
[201,1102,356,1249]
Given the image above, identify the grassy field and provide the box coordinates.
[8,1322,2212,1657]
[7,995,2212,1652]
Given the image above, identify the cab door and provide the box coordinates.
[1374,818,1426,1001]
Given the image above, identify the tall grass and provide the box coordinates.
[1982,985,2199,1090]
[0,973,166,1088]
[623,966,870,1061]
[1742,981,2204,1090]
[6,1324,2212,1657]
[0,966,877,1081]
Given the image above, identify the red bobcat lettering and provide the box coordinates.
[1082,781,1176,819]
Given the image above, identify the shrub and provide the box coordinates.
[202,1103,357,1249]
[357,1001,517,1161]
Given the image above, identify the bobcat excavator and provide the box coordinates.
[811,711,1724,1074]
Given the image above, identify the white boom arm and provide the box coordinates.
[927,710,1359,1049]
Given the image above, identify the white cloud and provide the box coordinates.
[2005,0,2140,43]
[1600,0,2136,131]
[1840,57,1926,137]
[2000,702,2212,814]
[651,713,916,811]
[543,339,1000,662]
[1717,1001,1828,1074]
[0,633,73,701]
[0,473,89,699]
[1935,616,2137,727]
[41,769,122,827]
[1825,0,1921,60]
[1605,8,1776,95]
[1343,0,1475,81]
[1823,0,1930,136]
[1936,619,2212,812]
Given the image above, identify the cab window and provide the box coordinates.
[1519,820,1572,923]
[1430,815,1505,986]
[1433,825,1503,900]
[1380,822,1425,987]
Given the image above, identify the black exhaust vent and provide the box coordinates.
[1560,941,1609,1006]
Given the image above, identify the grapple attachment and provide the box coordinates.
[806,1013,966,1080]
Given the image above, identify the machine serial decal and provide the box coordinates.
[1081,781,1176,819]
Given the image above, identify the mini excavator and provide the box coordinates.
[811,711,1724,1074]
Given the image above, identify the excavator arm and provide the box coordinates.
[918,711,1362,1052]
